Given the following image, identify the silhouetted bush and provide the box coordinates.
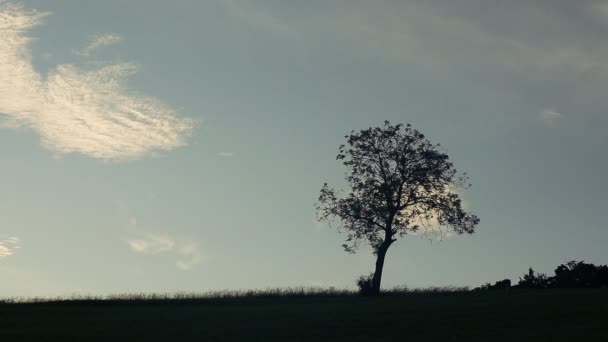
[385,284,409,295]
[494,279,511,289]
[517,268,553,289]
[553,260,608,288]
[356,273,375,296]
[475,279,511,291]
[488,260,608,291]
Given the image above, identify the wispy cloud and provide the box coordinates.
[128,233,175,254]
[217,151,235,157]
[175,241,203,271]
[224,1,608,78]
[0,245,12,257]
[127,233,203,270]
[541,108,563,125]
[221,1,608,134]
[78,33,123,56]
[0,2,192,160]
[0,237,21,258]
[586,1,608,21]
[221,0,294,38]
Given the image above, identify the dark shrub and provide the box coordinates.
[554,260,608,288]
[356,273,375,296]
[492,279,511,289]
[476,279,511,291]
[518,268,552,289]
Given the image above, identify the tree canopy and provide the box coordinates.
[317,121,479,295]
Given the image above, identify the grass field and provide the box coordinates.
[1,289,607,341]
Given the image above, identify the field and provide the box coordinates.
[1,289,607,341]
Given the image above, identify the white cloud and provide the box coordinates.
[0,236,21,258]
[127,233,175,254]
[127,233,203,270]
[5,236,20,244]
[78,34,123,56]
[0,2,192,160]
[0,245,12,257]
[541,108,562,124]
[175,241,202,270]
[217,151,235,157]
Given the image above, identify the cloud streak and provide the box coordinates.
[221,0,294,38]
[127,233,203,270]
[223,1,608,78]
[0,2,192,160]
[0,237,21,258]
[541,108,562,125]
[128,234,175,254]
[78,33,123,56]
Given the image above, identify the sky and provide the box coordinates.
[1,0,607,297]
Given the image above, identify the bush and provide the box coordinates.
[517,268,552,289]
[386,284,409,295]
[554,260,608,288]
[475,279,511,291]
[356,273,375,296]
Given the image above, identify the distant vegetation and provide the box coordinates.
[476,260,608,291]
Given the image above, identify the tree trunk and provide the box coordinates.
[371,243,390,295]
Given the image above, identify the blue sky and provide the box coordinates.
[1,0,607,296]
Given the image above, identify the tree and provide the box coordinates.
[517,268,552,289]
[316,121,479,295]
[554,260,608,288]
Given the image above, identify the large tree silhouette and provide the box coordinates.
[317,121,479,295]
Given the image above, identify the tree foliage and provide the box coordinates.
[517,268,552,289]
[317,121,480,294]
[553,260,608,288]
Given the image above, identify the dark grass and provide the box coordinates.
[0,286,360,305]
[1,288,607,341]
[0,286,469,305]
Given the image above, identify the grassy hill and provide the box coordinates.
[1,289,607,341]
